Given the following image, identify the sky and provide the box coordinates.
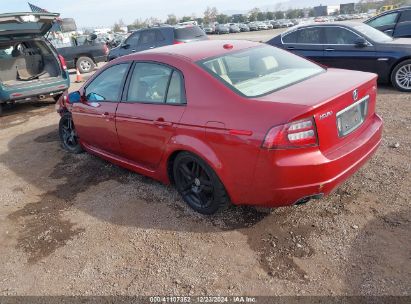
[0,0,347,28]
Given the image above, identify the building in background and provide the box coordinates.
[313,5,328,16]
[340,3,356,14]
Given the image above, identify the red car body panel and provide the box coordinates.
[59,40,383,208]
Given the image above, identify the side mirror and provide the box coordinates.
[68,91,82,104]
[355,37,367,48]
[89,33,97,40]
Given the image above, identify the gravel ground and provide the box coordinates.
[0,36,410,297]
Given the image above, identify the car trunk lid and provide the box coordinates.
[255,68,378,153]
[0,12,59,38]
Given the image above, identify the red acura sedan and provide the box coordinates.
[57,40,383,214]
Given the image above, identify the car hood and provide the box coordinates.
[0,12,59,38]
[384,37,411,47]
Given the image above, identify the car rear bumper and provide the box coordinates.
[235,114,383,207]
[0,77,70,103]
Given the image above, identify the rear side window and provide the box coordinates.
[297,28,322,44]
[282,31,298,43]
[174,26,206,40]
[399,10,411,22]
[85,64,129,101]
[127,63,172,103]
[166,71,186,104]
[127,63,186,104]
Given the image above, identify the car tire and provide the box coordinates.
[53,94,62,102]
[76,56,95,74]
[173,152,230,215]
[391,59,411,92]
[0,103,3,116]
[59,112,83,154]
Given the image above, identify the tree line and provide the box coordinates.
[116,0,410,32]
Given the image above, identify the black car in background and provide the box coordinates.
[108,25,207,61]
[365,6,411,38]
[267,22,411,92]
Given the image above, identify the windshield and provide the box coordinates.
[354,24,393,43]
[174,26,206,40]
[198,45,324,97]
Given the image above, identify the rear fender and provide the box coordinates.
[159,134,223,184]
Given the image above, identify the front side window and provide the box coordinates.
[199,45,324,97]
[325,27,360,44]
[367,12,399,27]
[85,63,129,101]
[125,32,140,46]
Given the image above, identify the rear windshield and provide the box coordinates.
[174,26,206,40]
[198,45,324,97]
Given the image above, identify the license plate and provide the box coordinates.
[336,96,369,137]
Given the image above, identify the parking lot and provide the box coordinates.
[0,31,410,296]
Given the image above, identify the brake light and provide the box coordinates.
[173,40,184,45]
[262,117,318,149]
[58,55,67,71]
[103,44,109,55]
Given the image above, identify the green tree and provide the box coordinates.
[166,14,178,25]
[180,16,192,22]
[204,6,218,24]
[274,11,284,20]
[249,7,260,22]
[216,14,229,24]
[257,12,266,21]
[266,11,274,20]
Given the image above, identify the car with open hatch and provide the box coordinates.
[56,40,383,215]
[0,12,70,115]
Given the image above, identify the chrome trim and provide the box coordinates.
[336,95,369,117]
[281,25,373,47]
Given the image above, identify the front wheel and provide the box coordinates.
[173,152,230,215]
[59,113,83,154]
[76,56,95,74]
[391,59,411,92]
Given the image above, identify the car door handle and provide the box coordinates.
[102,112,109,117]
[325,48,335,51]
[154,118,172,127]
[286,46,295,50]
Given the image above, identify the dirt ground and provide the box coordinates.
[0,53,410,297]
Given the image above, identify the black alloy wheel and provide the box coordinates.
[173,152,230,215]
[59,113,83,154]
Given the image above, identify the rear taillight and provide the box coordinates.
[262,117,318,149]
[58,55,67,71]
[173,40,184,45]
[103,44,109,55]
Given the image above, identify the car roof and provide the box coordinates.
[134,40,260,62]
